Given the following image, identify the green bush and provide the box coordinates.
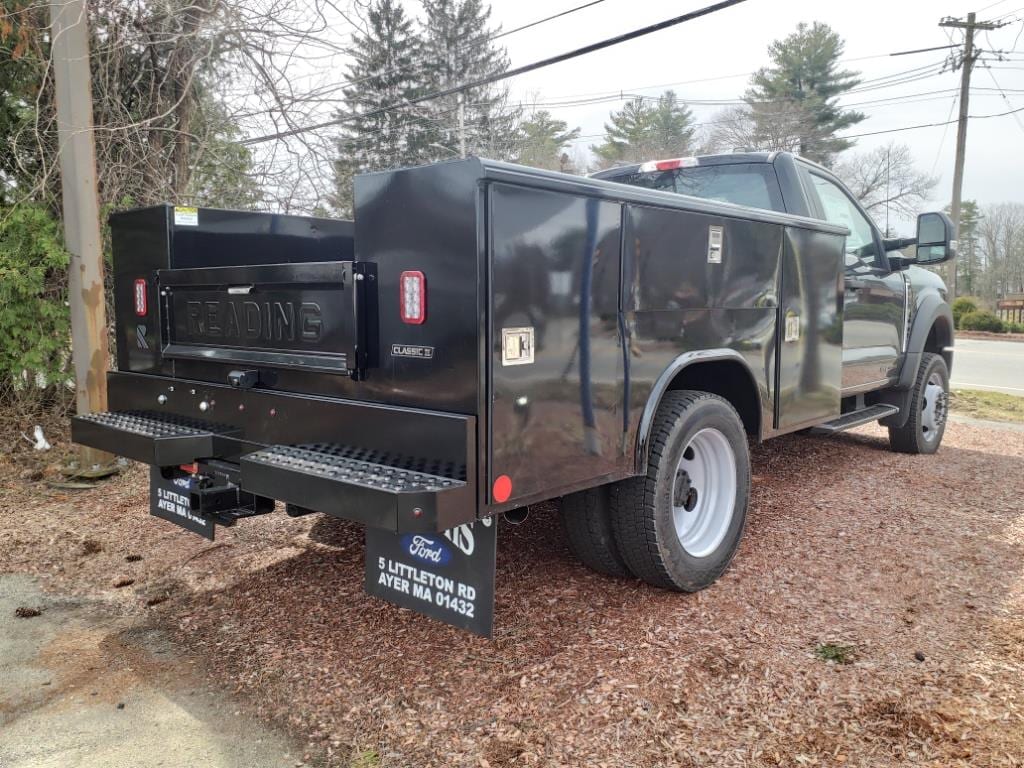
[951,296,979,329]
[959,310,1005,333]
[0,205,71,406]
[1007,322,1024,334]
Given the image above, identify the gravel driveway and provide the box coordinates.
[1,418,1022,768]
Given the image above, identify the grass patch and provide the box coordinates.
[949,389,1024,423]
[349,749,381,768]
[814,643,856,664]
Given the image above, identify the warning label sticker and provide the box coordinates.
[173,206,199,226]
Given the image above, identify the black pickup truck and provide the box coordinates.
[72,151,955,636]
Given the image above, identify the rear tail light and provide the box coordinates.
[133,278,148,316]
[400,270,426,324]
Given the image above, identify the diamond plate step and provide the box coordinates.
[240,443,469,531]
[71,410,234,465]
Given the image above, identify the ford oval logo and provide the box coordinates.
[401,534,452,566]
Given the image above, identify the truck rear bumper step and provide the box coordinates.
[812,404,900,434]
[240,444,471,533]
[71,410,236,465]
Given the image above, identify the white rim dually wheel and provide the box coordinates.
[888,352,949,455]
[921,372,948,444]
[672,428,737,557]
[609,390,750,592]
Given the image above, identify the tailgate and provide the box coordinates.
[159,262,356,374]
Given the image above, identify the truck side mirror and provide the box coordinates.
[915,211,957,265]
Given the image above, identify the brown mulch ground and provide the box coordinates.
[1,419,1023,768]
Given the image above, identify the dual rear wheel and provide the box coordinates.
[560,391,751,591]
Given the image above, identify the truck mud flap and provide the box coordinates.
[239,444,474,534]
[365,517,497,637]
[71,410,237,466]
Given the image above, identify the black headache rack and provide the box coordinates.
[71,373,477,535]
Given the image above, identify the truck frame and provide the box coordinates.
[72,153,956,635]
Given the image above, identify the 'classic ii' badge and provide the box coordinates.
[392,344,434,359]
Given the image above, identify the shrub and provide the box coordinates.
[0,205,72,409]
[959,310,1005,333]
[1007,322,1024,334]
[951,296,979,329]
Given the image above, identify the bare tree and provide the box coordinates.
[703,102,822,155]
[977,203,1024,300]
[3,0,356,215]
[835,142,938,228]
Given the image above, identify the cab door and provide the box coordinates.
[802,169,906,391]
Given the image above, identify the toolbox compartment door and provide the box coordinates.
[159,262,357,375]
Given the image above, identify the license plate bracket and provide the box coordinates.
[149,467,216,540]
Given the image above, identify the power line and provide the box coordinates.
[243,0,749,145]
[931,93,960,175]
[492,0,608,40]
[975,0,1011,11]
[309,0,613,111]
[535,58,949,108]
[980,62,1024,131]
[839,103,1024,140]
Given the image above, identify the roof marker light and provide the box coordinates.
[638,157,699,173]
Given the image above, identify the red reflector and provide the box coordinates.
[179,463,198,474]
[492,474,512,503]
[399,270,426,324]
[134,278,148,316]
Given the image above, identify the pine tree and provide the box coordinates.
[514,111,581,171]
[419,0,518,161]
[647,91,697,158]
[332,0,424,215]
[745,22,864,166]
[950,200,983,295]
[592,91,696,167]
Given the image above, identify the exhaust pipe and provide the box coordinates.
[502,506,530,526]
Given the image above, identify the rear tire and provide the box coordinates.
[888,352,949,454]
[610,391,750,592]
[560,486,631,578]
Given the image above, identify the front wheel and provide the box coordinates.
[609,391,751,592]
[889,352,949,454]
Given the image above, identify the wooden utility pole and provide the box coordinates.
[49,0,112,469]
[939,11,1005,299]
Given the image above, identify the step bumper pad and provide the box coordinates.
[240,443,472,533]
[71,410,236,465]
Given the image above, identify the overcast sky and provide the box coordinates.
[402,0,1024,229]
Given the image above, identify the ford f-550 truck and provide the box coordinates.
[72,151,955,636]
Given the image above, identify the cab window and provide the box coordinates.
[807,173,882,273]
[614,163,785,213]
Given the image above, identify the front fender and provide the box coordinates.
[898,292,954,390]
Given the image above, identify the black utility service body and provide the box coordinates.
[73,153,956,636]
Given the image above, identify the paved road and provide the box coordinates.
[951,338,1024,396]
[0,575,307,768]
